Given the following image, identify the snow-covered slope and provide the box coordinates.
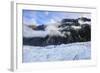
[23,42,91,62]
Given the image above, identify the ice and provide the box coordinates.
[23,42,91,62]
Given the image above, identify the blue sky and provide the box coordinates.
[23,10,91,26]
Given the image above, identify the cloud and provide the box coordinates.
[23,17,40,26]
[48,19,56,24]
[23,25,48,37]
[23,10,91,26]
[81,14,91,18]
[44,11,49,16]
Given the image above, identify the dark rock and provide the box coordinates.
[79,24,91,41]
[23,37,46,46]
[34,25,45,31]
[78,17,91,22]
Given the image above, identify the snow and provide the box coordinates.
[22,42,91,62]
[78,19,91,25]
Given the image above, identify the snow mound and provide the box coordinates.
[23,42,91,62]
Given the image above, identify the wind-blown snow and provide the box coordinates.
[23,42,91,62]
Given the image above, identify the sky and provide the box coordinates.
[23,10,91,26]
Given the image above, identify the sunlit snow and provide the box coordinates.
[23,42,91,62]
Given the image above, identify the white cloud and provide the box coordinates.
[81,14,91,18]
[45,23,65,37]
[44,11,49,15]
[23,17,40,26]
[49,19,56,23]
[23,25,48,37]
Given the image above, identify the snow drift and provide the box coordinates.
[23,42,91,62]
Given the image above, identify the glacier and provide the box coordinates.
[22,42,91,62]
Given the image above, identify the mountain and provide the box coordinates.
[23,17,91,46]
